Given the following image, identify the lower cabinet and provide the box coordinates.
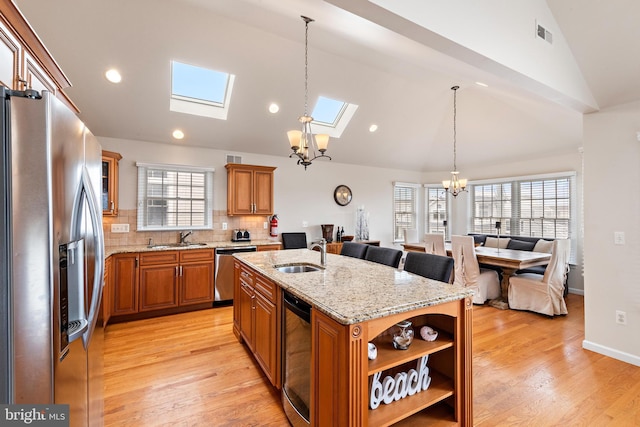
[109,248,214,322]
[234,260,280,388]
[112,253,139,315]
[139,251,179,312]
[102,256,112,327]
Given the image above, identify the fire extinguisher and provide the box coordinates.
[269,214,279,237]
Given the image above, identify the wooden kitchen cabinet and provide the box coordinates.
[109,248,214,323]
[112,253,139,315]
[312,300,472,426]
[102,150,122,216]
[257,243,281,251]
[179,249,214,305]
[102,256,112,327]
[226,163,276,216]
[0,1,75,108]
[233,260,280,388]
[139,251,179,312]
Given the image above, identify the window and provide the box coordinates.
[170,60,235,120]
[471,173,576,261]
[424,186,448,236]
[136,163,214,231]
[472,183,512,234]
[393,182,420,241]
[309,96,358,138]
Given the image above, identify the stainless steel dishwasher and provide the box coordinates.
[214,245,257,303]
[282,290,312,426]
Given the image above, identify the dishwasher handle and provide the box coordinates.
[283,291,311,324]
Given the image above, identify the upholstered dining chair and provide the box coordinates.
[423,233,447,256]
[281,232,308,249]
[403,228,419,243]
[404,252,454,283]
[340,241,369,259]
[508,239,571,316]
[364,246,403,268]
[451,235,501,305]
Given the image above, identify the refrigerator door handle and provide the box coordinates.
[80,166,105,348]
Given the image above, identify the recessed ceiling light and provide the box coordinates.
[475,81,488,87]
[268,103,279,114]
[105,69,122,83]
[369,124,378,133]
[172,129,185,140]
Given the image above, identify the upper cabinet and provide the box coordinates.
[102,150,122,216]
[226,163,276,216]
[0,1,76,110]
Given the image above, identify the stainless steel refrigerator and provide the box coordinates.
[1,87,105,426]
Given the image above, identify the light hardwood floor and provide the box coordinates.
[104,294,640,426]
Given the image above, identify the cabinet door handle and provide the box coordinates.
[179,266,183,276]
[110,201,114,210]
[175,266,179,276]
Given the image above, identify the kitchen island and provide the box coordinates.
[233,249,474,426]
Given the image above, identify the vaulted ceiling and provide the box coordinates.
[13,0,640,172]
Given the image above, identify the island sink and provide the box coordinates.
[273,263,323,273]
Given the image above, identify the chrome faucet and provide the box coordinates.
[179,230,192,244]
[310,238,327,267]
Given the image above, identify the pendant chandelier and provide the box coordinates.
[442,85,467,197]
[287,16,331,170]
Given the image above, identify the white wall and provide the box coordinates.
[99,137,423,248]
[583,100,640,366]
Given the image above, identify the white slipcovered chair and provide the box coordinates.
[508,239,570,316]
[403,228,419,243]
[423,233,447,256]
[451,235,501,305]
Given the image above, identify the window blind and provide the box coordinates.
[136,162,214,231]
[393,182,419,241]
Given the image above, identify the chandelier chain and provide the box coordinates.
[452,85,458,171]
[303,16,311,116]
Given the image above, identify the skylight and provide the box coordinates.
[310,96,358,138]
[170,60,235,120]
[312,96,346,126]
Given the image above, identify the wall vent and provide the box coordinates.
[536,22,553,44]
[226,154,242,164]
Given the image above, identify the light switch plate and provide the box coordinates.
[111,223,129,233]
[614,231,625,245]
[222,222,228,230]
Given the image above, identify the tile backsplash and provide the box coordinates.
[103,209,272,247]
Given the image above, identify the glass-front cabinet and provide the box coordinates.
[102,150,122,216]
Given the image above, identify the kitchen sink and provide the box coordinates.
[274,263,324,273]
[148,242,208,249]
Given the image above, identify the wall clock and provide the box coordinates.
[334,185,352,206]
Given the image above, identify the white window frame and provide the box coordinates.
[424,185,449,239]
[470,171,577,263]
[136,162,214,231]
[393,182,420,242]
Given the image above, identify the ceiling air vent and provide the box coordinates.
[536,22,553,44]
[226,154,242,164]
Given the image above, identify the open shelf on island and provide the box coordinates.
[368,334,453,375]
[367,370,454,427]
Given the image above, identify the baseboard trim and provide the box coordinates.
[568,287,584,296]
[582,340,640,367]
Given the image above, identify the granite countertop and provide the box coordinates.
[105,240,281,258]
[235,249,474,325]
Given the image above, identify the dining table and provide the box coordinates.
[402,242,552,302]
